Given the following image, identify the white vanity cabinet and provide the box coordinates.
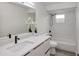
[26,39,50,56]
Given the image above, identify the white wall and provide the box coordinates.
[34,3,50,34]
[0,2,35,37]
[76,3,79,54]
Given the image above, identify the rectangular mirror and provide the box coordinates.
[0,2,36,37]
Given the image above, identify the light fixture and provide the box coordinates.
[20,2,34,8]
[17,2,34,8]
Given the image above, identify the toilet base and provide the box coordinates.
[50,47,56,55]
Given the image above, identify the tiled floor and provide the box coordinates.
[53,49,76,56]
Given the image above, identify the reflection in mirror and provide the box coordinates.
[0,2,36,39]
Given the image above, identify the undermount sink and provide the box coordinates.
[6,40,35,52]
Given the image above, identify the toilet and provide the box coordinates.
[50,40,58,55]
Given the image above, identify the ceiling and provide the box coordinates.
[48,7,76,15]
[39,2,64,6]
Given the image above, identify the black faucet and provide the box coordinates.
[15,36,20,44]
[8,33,11,38]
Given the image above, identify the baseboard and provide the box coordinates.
[56,48,75,53]
[56,48,76,56]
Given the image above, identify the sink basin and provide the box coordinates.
[6,40,35,52]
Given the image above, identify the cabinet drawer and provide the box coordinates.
[27,39,50,56]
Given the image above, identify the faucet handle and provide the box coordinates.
[18,38,20,40]
[15,36,20,40]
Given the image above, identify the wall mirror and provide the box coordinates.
[0,2,36,37]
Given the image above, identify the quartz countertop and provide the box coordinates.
[0,33,50,56]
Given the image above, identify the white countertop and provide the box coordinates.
[0,34,50,56]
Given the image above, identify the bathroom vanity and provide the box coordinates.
[0,34,51,56]
[26,36,50,56]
